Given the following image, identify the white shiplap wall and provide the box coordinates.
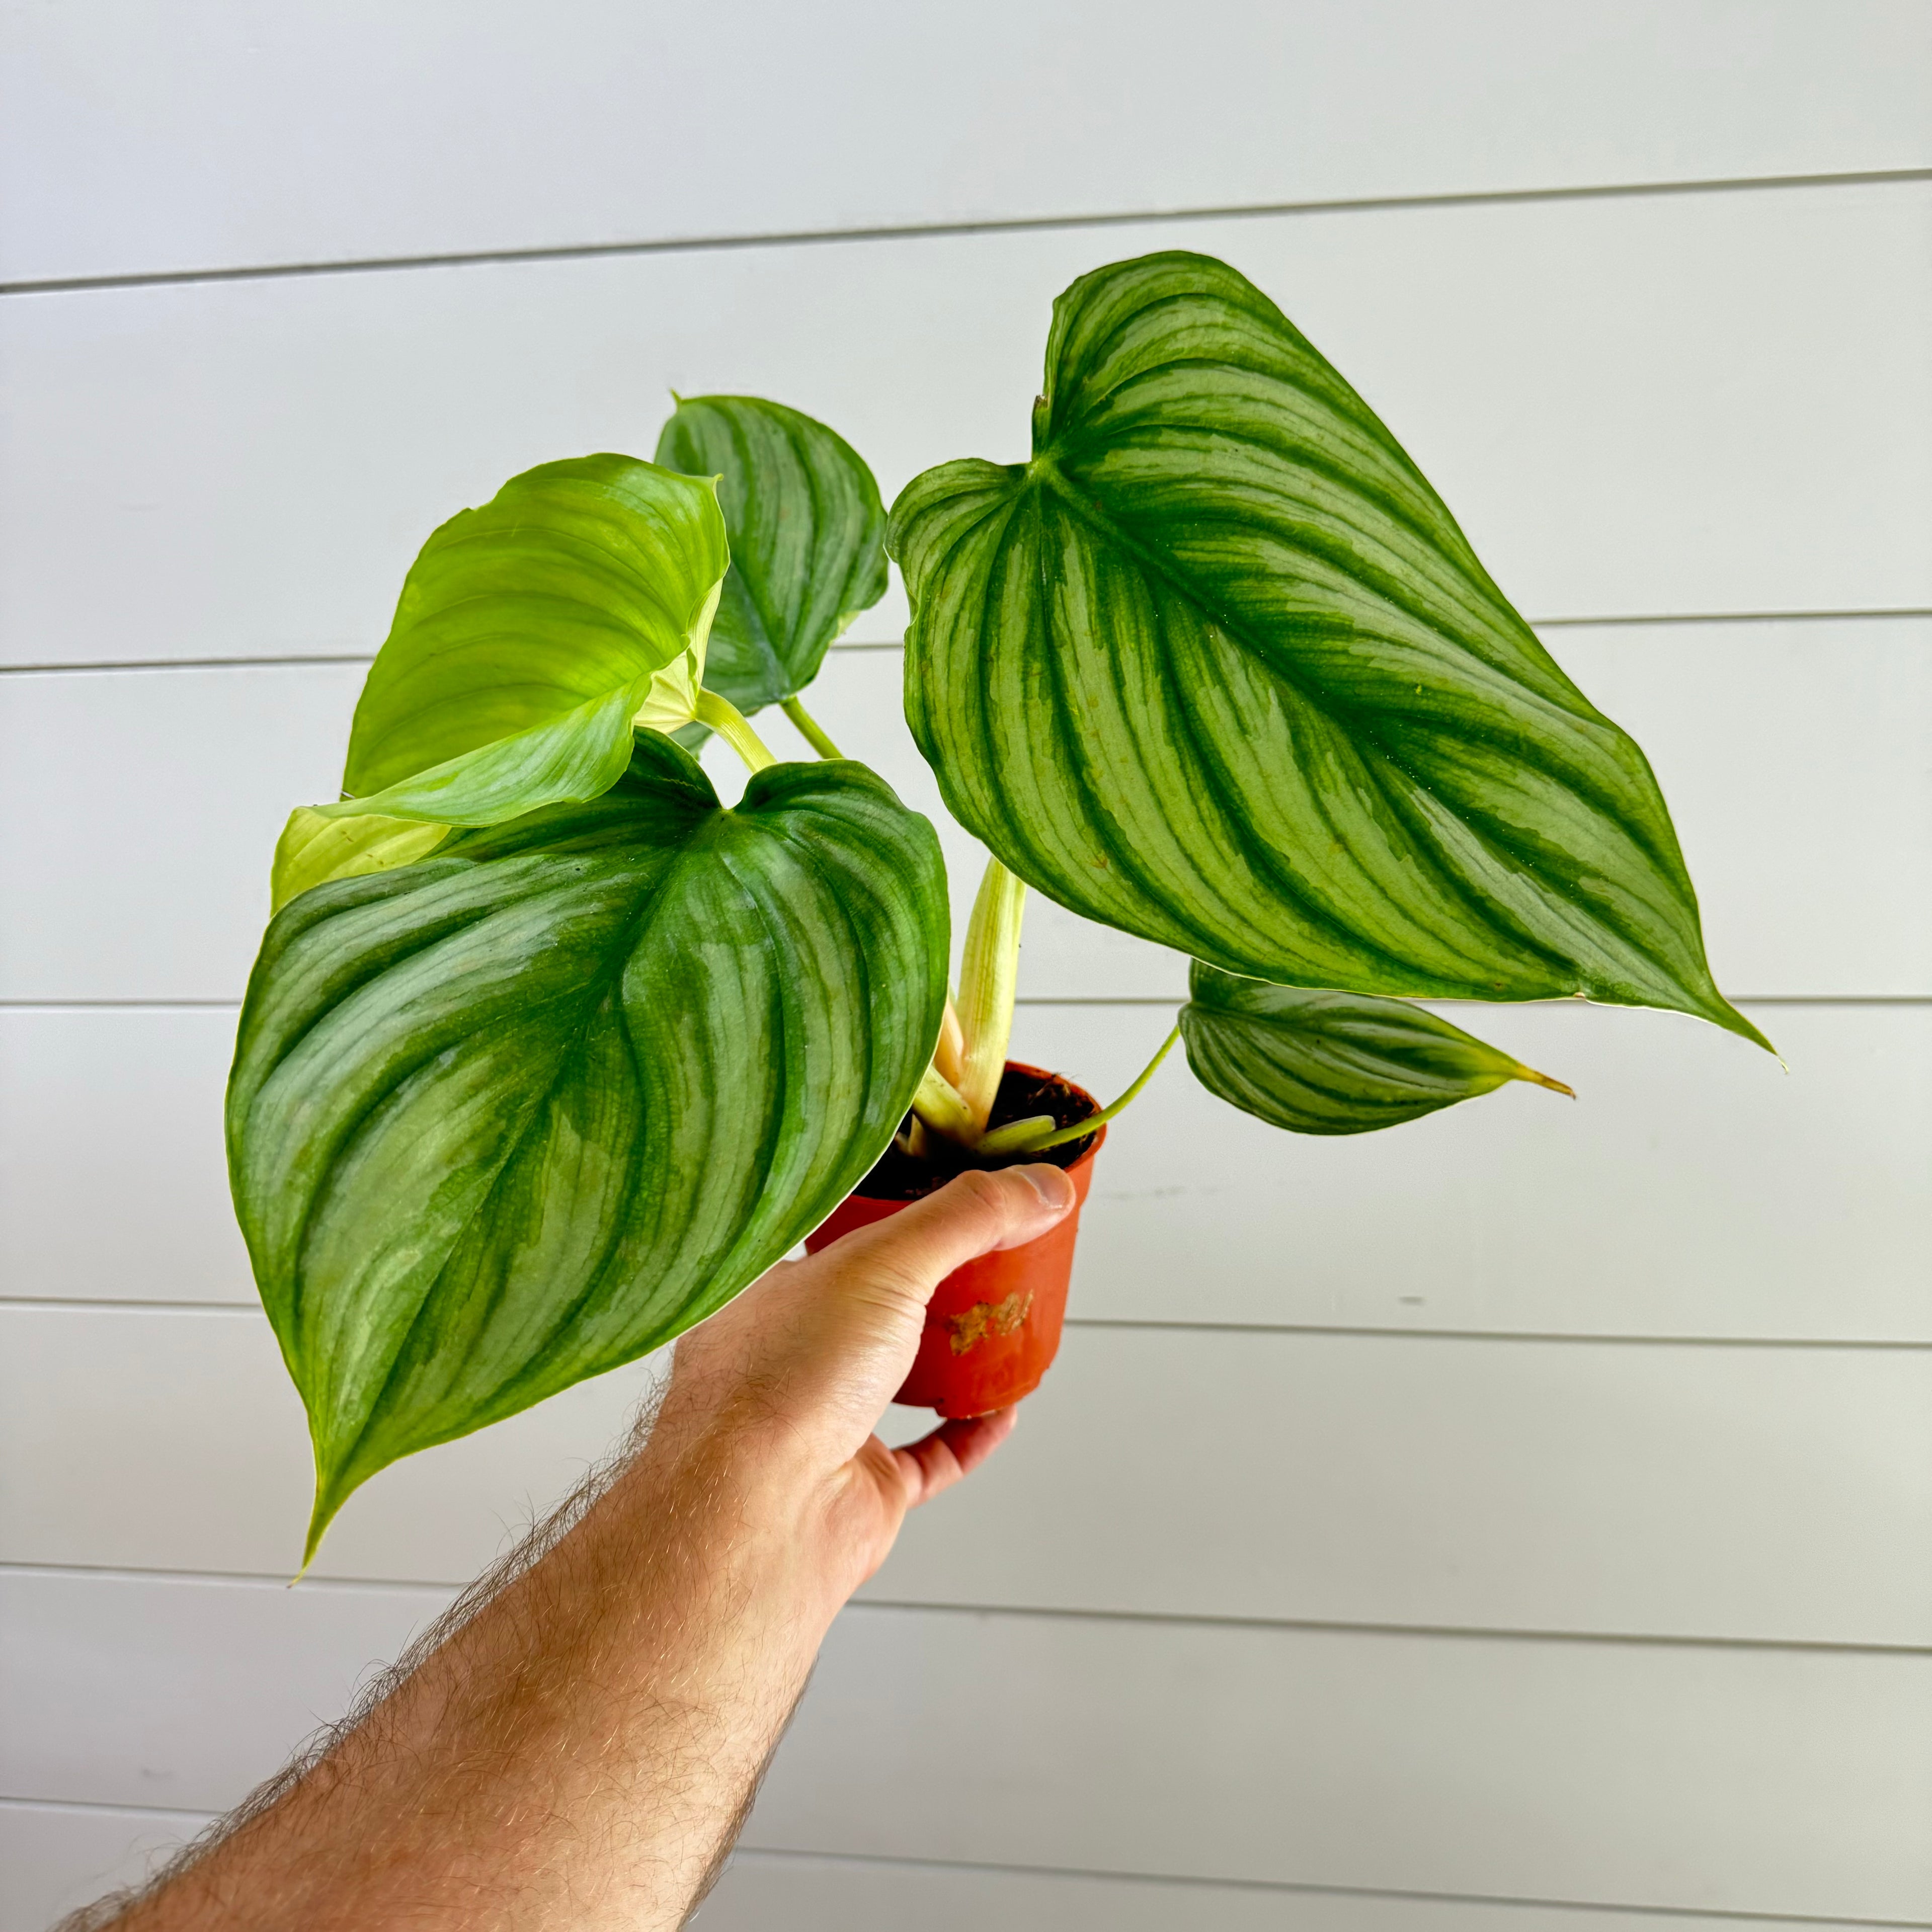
[3,5,1929,1927]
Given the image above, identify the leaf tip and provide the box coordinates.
[1515,1064,1577,1100]
[301,1460,358,1574]
[1709,996,1778,1058]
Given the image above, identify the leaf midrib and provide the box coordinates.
[1027,457,1557,979]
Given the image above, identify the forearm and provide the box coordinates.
[88,1169,1065,1932]
[118,1429,846,1931]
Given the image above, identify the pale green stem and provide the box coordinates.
[780,695,845,760]
[933,994,967,1091]
[909,1063,976,1143]
[954,856,1027,1137]
[978,1022,1183,1157]
[695,689,778,772]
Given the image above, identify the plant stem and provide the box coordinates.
[780,695,845,760]
[694,690,778,772]
[980,1022,1182,1157]
[909,1063,976,1143]
[969,1111,1058,1158]
[954,856,1026,1136]
[933,995,967,1091]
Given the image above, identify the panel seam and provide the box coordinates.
[3,1564,1927,1657]
[4,610,1925,679]
[4,165,1928,299]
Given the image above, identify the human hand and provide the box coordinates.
[94,1164,1079,1932]
[647,1164,1078,1592]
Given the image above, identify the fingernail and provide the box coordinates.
[1015,1163,1076,1211]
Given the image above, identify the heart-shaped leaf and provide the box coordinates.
[891,251,1764,1049]
[1181,961,1571,1136]
[228,733,947,1559]
[656,394,888,716]
[328,455,729,828]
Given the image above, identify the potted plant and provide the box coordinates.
[228,252,1767,1563]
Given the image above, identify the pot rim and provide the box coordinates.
[852,1058,1108,1203]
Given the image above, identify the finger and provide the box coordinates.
[892,1407,1019,1507]
[825,1165,1075,1311]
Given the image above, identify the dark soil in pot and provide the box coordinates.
[856,1063,1100,1201]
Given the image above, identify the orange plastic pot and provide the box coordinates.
[804,1063,1104,1417]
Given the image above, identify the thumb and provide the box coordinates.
[826,1164,1076,1313]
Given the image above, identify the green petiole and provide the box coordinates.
[909,1062,976,1142]
[978,1021,1183,1157]
[781,695,845,760]
[695,689,779,772]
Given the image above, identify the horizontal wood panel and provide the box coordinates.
[751,1608,1932,1921]
[0,1803,211,1932]
[705,1850,1896,1932]
[5,183,1928,669]
[5,999,1924,1342]
[5,1307,1927,1646]
[0,1570,451,1813]
[0,1009,252,1307]
[4,617,1926,1005]
[0,663,359,1003]
[1047,998,1931,1339]
[0,1819,1880,1932]
[8,3,1929,287]
[869,1328,1932,1644]
[5,1575,1924,1919]
[0,1305,663,1594]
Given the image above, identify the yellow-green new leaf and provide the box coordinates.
[656,395,887,716]
[328,455,728,828]
[1182,962,1572,1136]
[891,252,1765,1048]
[228,733,948,1561]
[270,807,449,912]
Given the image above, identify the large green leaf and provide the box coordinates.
[1182,961,1569,1136]
[328,456,729,828]
[891,251,1765,1048]
[656,394,888,715]
[228,733,947,1559]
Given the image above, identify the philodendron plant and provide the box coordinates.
[229,251,1768,1561]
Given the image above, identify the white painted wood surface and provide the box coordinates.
[7,11,1928,1926]
[8,997,1923,1339]
[0,1816,1891,1932]
[0,1571,450,1814]
[0,1805,212,1932]
[1034,999,1932,1340]
[752,1607,1932,1921]
[4,618,1928,1005]
[0,1827,1886,1932]
[5,1576,1926,1921]
[6,183,1930,670]
[7,2,1928,287]
[5,1307,1926,1646]
[0,1008,254,1308]
[699,1850,1901,1932]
